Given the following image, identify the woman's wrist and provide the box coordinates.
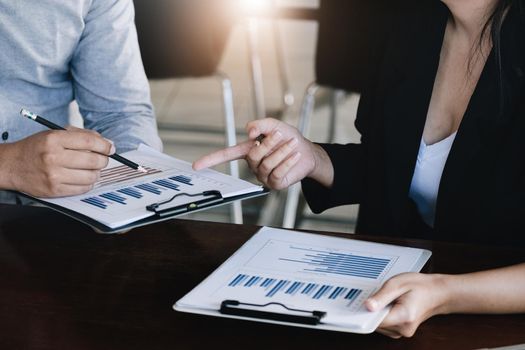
[307,143,334,188]
[430,273,460,315]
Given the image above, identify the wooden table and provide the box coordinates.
[1,204,524,350]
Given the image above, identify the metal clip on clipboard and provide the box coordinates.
[146,190,223,217]
[220,300,326,325]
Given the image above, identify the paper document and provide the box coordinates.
[175,227,431,333]
[36,144,263,230]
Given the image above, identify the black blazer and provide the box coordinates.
[302,1,525,246]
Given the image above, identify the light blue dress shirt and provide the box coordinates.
[0,0,162,203]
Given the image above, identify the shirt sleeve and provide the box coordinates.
[70,0,162,153]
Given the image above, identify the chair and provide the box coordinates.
[281,0,392,228]
[133,0,243,224]
[244,5,295,120]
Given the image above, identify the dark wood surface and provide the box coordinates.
[1,204,525,350]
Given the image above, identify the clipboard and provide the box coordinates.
[174,227,432,333]
[17,189,268,234]
[14,144,267,234]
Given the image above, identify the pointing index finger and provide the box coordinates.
[193,140,253,170]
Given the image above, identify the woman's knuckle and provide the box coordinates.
[259,161,272,174]
[267,178,280,190]
[256,176,268,187]
[269,171,282,183]
[405,309,418,324]
[400,325,417,338]
[383,279,398,290]
[246,152,256,164]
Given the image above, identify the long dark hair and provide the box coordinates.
[480,0,524,115]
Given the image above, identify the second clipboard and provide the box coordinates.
[174,226,431,333]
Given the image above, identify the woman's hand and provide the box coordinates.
[365,263,525,338]
[193,118,334,190]
[365,273,451,338]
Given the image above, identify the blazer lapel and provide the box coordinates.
[382,3,448,230]
[434,5,525,231]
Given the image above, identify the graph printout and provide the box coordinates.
[38,144,263,229]
[175,227,431,333]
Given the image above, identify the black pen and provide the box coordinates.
[20,108,148,173]
[254,134,265,147]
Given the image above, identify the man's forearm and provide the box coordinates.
[0,143,16,191]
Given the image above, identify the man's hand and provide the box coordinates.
[1,127,115,197]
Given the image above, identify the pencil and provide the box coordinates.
[20,108,148,173]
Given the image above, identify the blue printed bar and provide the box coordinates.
[285,281,303,295]
[307,258,389,271]
[135,183,162,195]
[307,252,390,265]
[292,282,305,295]
[310,264,386,273]
[260,278,273,287]
[344,288,363,304]
[313,285,333,300]
[237,275,249,285]
[117,187,143,199]
[81,197,107,209]
[266,280,289,297]
[301,283,318,295]
[317,252,390,264]
[308,254,389,266]
[100,192,126,204]
[329,286,347,299]
[285,247,391,279]
[152,179,180,191]
[170,175,193,186]
[320,266,388,275]
[229,273,250,287]
[262,278,276,288]
[307,268,382,279]
[244,276,259,287]
[301,252,389,278]
[227,273,362,304]
[248,276,262,286]
[301,283,313,294]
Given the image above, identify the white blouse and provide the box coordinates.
[408,132,457,227]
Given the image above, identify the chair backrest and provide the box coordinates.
[314,0,402,93]
[134,0,236,79]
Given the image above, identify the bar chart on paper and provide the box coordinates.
[245,239,396,281]
[208,237,398,313]
[225,273,364,308]
[175,227,431,333]
[40,144,263,229]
